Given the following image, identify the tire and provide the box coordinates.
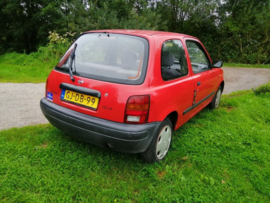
[141,118,173,163]
[209,86,222,109]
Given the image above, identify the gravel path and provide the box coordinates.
[0,83,48,130]
[0,67,270,130]
[222,67,270,94]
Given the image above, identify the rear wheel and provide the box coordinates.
[141,118,173,163]
[209,86,222,109]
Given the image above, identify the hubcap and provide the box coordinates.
[215,89,221,108]
[156,125,172,160]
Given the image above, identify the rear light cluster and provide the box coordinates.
[125,95,150,124]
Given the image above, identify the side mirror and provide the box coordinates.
[212,61,223,68]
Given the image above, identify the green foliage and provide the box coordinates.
[254,84,270,95]
[0,31,74,83]
[0,0,163,54]
[38,31,76,60]
[0,0,65,53]
[224,63,270,69]
[214,0,270,64]
[72,0,164,31]
[153,0,270,64]
[0,0,270,65]
[1,91,270,202]
[0,52,55,83]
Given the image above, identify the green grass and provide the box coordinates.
[224,63,270,69]
[1,90,270,202]
[0,52,57,83]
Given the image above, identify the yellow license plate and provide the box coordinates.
[61,89,99,109]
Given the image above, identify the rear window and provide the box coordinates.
[56,33,149,85]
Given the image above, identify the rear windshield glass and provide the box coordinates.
[56,33,149,85]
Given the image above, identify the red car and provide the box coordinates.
[40,30,224,163]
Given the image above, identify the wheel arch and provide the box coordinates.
[166,111,178,131]
[220,81,225,93]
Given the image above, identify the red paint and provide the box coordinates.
[46,30,224,131]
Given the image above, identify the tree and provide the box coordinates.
[217,0,270,63]
[1,0,270,64]
[0,0,65,53]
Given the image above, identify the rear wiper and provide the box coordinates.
[68,43,77,82]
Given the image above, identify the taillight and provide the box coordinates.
[45,79,48,98]
[125,95,150,124]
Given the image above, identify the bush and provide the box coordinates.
[38,31,76,61]
[254,84,270,95]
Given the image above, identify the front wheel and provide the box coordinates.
[209,86,222,109]
[141,118,173,163]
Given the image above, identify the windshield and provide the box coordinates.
[56,33,149,85]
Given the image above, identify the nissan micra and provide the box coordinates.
[40,30,224,163]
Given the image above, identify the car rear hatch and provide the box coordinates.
[45,32,149,123]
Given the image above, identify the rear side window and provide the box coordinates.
[161,40,188,81]
[56,33,149,85]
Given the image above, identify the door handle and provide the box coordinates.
[197,82,201,86]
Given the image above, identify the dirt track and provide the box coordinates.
[0,67,270,130]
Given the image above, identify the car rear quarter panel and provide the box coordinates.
[147,35,224,129]
[147,35,195,129]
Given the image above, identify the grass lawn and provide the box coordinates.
[0,52,57,83]
[223,63,270,69]
[0,90,270,202]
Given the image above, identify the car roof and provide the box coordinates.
[84,29,196,39]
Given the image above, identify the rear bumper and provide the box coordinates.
[40,98,160,153]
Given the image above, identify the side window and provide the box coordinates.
[161,40,188,81]
[186,41,210,74]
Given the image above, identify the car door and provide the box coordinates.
[185,40,218,113]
